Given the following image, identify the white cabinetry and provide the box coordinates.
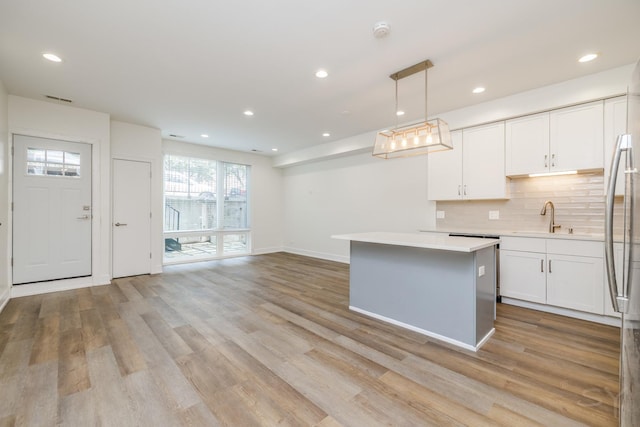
[604,96,627,196]
[500,237,546,303]
[500,236,604,315]
[505,101,604,176]
[428,123,508,200]
[427,130,463,201]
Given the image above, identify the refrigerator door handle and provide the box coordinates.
[605,134,633,313]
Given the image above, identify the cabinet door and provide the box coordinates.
[547,254,604,314]
[462,122,508,199]
[427,130,463,200]
[549,101,604,172]
[505,112,550,176]
[500,250,546,303]
[604,96,627,196]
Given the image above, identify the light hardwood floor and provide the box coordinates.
[0,252,620,426]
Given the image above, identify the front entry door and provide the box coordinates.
[13,135,92,284]
[112,159,151,278]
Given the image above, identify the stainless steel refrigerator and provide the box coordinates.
[605,58,640,426]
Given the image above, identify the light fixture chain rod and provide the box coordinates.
[425,66,428,121]
[395,78,399,129]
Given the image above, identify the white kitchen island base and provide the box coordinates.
[334,233,498,352]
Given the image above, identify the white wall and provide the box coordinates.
[0,80,9,310]
[163,140,284,254]
[8,96,111,295]
[111,121,163,274]
[283,152,431,262]
[279,64,634,263]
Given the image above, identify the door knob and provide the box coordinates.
[115,222,127,227]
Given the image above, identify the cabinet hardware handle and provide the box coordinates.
[458,185,461,196]
[548,259,552,273]
[544,154,548,168]
[463,185,467,196]
[541,259,544,272]
[551,153,556,167]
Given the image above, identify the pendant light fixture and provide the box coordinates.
[373,59,453,159]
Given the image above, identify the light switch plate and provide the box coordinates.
[478,265,485,277]
[489,210,499,220]
[436,210,445,219]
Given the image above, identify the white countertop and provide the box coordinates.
[331,231,499,253]
[419,228,609,242]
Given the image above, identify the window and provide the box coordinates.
[27,148,80,177]
[163,154,250,264]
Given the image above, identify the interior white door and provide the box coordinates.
[112,159,151,278]
[13,135,92,284]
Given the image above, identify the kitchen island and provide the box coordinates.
[332,232,499,351]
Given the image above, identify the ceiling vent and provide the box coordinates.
[168,134,185,138]
[45,95,72,103]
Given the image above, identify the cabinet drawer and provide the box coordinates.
[546,239,602,257]
[500,236,545,252]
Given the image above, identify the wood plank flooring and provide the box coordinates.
[0,252,620,426]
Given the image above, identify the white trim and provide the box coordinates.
[252,246,284,255]
[11,276,108,298]
[349,305,492,352]
[0,287,10,313]
[501,297,622,327]
[283,246,349,264]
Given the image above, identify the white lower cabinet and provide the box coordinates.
[500,249,546,303]
[500,236,604,315]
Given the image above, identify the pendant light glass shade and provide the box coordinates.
[372,118,452,159]
[373,59,453,159]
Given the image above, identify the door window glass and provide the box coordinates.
[27,148,81,177]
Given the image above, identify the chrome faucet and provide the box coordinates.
[540,200,561,233]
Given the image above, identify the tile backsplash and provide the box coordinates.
[435,172,625,235]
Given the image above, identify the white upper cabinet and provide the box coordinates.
[463,122,508,199]
[550,101,604,172]
[604,96,627,196]
[505,101,604,176]
[505,112,550,176]
[427,130,463,201]
[428,124,508,200]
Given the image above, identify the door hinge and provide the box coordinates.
[11,202,13,211]
[149,252,152,259]
[11,146,14,155]
[149,212,152,219]
[10,258,13,267]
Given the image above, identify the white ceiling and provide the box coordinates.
[1,0,639,156]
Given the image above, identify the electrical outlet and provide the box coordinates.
[478,265,485,277]
[489,210,499,220]
[436,210,445,219]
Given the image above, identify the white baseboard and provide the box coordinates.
[11,276,109,298]
[0,286,10,313]
[252,246,284,255]
[501,297,622,327]
[283,246,349,264]
[349,305,491,352]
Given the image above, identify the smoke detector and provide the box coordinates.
[373,21,390,38]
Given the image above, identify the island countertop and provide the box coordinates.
[332,231,499,253]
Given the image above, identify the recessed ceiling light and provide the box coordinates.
[201,134,209,138]
[578,53,598,63]
[322,132,330,137]
[243,110,254,116]
[396,110,405,116]
[271,148,278,152]
[315,69,328,78]
[472,87,485,94]
[43,53,62,62]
